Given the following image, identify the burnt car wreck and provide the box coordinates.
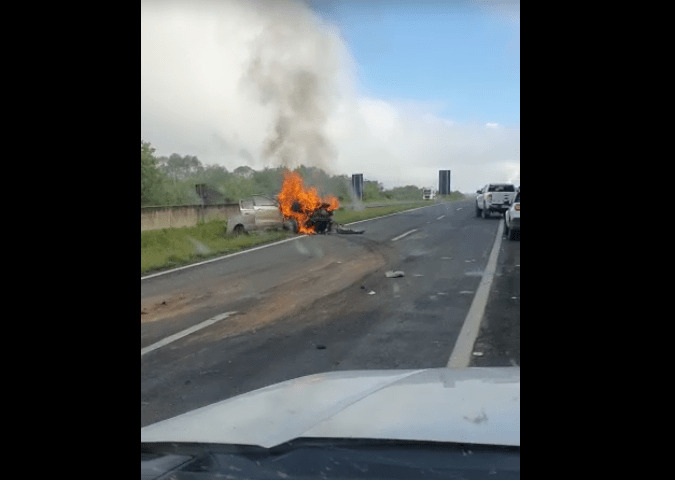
[227,194,364,236]
[291,201,364,235]
[275,171,364,236]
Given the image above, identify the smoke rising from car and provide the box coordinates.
[141,0,520,192]
[241,3,342,171]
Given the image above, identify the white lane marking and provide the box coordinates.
[141,311,237,357]
[436,215,446,220]
[142,202,448,280]
[141,236,302,281]
[391,229,418,242]
[447,221,504,368]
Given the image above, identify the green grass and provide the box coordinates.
[335,192,465,224]
[140,194,465,276]
[335,201,428,224]
[141,221,294,275]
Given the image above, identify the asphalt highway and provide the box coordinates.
[141,199,520,427]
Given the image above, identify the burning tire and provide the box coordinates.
[284,219,299,234]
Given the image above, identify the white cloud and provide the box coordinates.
[141,0,519,193]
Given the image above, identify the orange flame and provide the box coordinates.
[277,170,340,235]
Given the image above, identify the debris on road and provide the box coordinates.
[385,270,405,278]
[336,225,365,234]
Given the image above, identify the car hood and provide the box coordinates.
[141,367,520,449]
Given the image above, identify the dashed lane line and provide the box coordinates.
[141,311,237,357]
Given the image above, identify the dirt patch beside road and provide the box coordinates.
[141,282,247,324]
[141,236,389,348]
[182,250,387,345]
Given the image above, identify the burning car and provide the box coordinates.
[277,171,340,235]
[227,172,363,236]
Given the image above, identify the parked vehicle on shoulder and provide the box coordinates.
[475,183,517,219]
[227,194,297,235]
[504,190,520,240]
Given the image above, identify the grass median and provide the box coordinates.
[141,222,293,276]
[141,196,463,276]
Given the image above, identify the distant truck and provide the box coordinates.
[475,183,517,219]
[422,188,434,200]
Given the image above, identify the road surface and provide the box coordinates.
[141,199,520,427]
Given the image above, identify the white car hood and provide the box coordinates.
[141,367,520,449]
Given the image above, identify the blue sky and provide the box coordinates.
[308,0,520,127]
[141,0,520,191]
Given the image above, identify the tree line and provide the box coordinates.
[141,140,443,207]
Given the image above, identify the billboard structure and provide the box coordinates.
[351,174,364,201]
[439,170,452,196]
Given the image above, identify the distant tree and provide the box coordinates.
[142,148,440,209]
[252,167,284,196]
[158,154,204,181]
[363,180,385,201]
[199,164,230,183]
[219,174,257,202]
[141,141,165,206]
[326,174,351,201]
[388,185,424,201]
[233,165,255,178]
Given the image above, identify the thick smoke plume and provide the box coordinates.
[141,0,520,192]
[241,1,342,171]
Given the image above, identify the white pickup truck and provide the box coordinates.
[475,183,517,219]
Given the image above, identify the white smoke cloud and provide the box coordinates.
[141,0,519,192]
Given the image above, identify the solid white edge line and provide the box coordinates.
[141,236,303,281]
[447,220,504,368]
[141,311,237,357]
[141,203,444,280]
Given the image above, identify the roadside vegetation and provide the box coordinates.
[141,140,460,207]
[141,222,293,275]
[335,192,465,225]
[141,140,466,276]
[141,194,465,276]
